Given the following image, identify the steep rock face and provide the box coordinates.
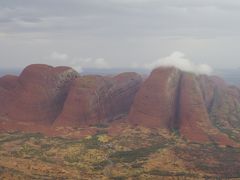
[208,85,240,142]
[0,75,18,90]
[197,75,240,142]
[0,75,19,120]
[54,72,142,127]
[178,73,212,142]
[54,75,109,127]
[103,72,143,122]
[128,67,182,128]
[198,75,227,110]
[198,75,217,110]
[0,64,79,125]
[129,67,236,145]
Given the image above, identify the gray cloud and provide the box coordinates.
[1,0,240,36]
[0,0,240,69]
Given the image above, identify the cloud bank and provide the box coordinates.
[145,51,213,75]
[48,51,212,75]
[1,0,240,69]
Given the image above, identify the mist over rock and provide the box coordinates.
[145,51,213,75]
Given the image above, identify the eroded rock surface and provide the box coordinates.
[54,72,142,127]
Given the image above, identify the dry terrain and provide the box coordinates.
[0,123,240,179]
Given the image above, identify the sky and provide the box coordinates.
[1,0,240,73]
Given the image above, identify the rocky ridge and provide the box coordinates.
[0,64,240,145]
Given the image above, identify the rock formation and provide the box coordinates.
[54,72,142,127]
[0,64,239,145]
[0,64,79,125]
[128,67,238,145]
[0,64,142,128]
[128,67,182,128]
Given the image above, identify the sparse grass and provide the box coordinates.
[110,144,165,163]
[0,132,44,145]
[82,135,101,149]
[40,155,55,164]
[0,129,240,179]
[174,143,240,178]
[93,160,109,170]
[64,153,80,163]
[40,143,52,150]
[0,165,33,179]
[147,169,173,176]
[110,176,127,180]
[148,169,198,177]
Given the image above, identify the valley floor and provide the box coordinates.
[0,124,240,179]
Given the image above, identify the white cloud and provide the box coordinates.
[144,51,213,75]
[72,65,83,73]
[48,51,110,72]
[71,57,111,69]
[50,51,69,60]
[94,58,110,69]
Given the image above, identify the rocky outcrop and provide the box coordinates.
[178,73,212,142]
[0,75,18,90]
[128,67,182,128]
[0,65,142,128]
[54,72,142,127]
[0,75,19,124]
[207,84,240,142]
[196,75,240,142]
[0,64,239,146]
[0,64,79,125]
[128,67,237,145]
